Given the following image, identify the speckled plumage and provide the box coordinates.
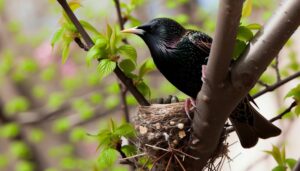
[128,18,281,148]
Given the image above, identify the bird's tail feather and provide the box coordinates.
[230,97,281,148]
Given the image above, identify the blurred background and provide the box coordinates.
[0,0,299,171]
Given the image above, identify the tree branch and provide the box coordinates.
[189,0,244,169]
[253,71,300,99]
[188,0,300,170]
[56,0,150,106]
[269,100,297,122]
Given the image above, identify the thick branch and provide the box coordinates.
[57,0,150,106]
[253,71,300,99]
[189,0,244,169]
[188,0,300,170]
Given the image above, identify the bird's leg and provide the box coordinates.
[201,65,207,83]
[184,98,196,120]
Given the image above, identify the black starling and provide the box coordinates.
[122,18,281,148]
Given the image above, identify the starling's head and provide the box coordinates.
[122,18,186,49]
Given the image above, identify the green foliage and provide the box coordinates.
[15,161,34,171]
[94,120,138,170]
[97,59,117,80]
[69,127,86,142]
[242,0,253,18]
[10,141,30,159]
[233,23,261,59]
[41,65,56,81]
[96,120,136,150]
[0,154,8,169]
[47,92,65,109]
[285,84,300,116]
[89,93,103,104]
[4,96,30,116]
[31,85,46,99]
[0,122,20,138]
[29,129,44,143]
[104,95,120,109]
[265,145,297,171]
[52,118,71,133]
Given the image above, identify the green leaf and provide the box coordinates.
[139,58,155,78]
[118,45,137,64]
[97,59,116,79]
[119,59,136,73]
[114,123,136,138]
[90,93,103,104]
[15,161,34,171]
[98,148,119,168]
[47,92,65,109]
[106,24,113,39]
[86,46,101,65]
[97,129,113,149]
[137,81,151,99]
[233,40,247,60]
[285,84,300,100]
[80,20,100,35]
[70,127,86,142]
[285,158,297,169]
[41,66,56,81]
[29,129,44,143]
[272,165,286,171]
[52,118,71,133]
[0,154,8,168]
[10,142,30,158]
[62,41,71,64]
[4,97,30,116]
[51,28,64,47]
[237,26,254,42]
[0,123,20,138]
[246,23,262,30]
[121,145,137,157]
[265,145,283,165]
[242,0,253,18]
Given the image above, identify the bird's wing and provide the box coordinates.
[188,31,212,55]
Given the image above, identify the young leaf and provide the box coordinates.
[51,28,64,47]
[86,46,101,65]
[97,59,116,79]
[237,26,254,42]
[137,81,151,99]
[242,0,253,18]
[106,24,113,39]
[272,165,286,171]
[62,40,71,64]
[285,84,300,100]
[68,0,82,11]
[285,158,297,169]
[98,148,119,168]
[121,145,137,157]
[232,40,247,60]
[118,45,137,64]
[119,59,136,73]
[114,123,136,138]
[139,58,155,78]
[246,23,262,30]
[80,20,101,35]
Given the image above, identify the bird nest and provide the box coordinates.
[132,102,229,171]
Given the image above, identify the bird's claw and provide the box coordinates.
[184,98,196,120]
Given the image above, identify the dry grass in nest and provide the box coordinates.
[132,102,230,171]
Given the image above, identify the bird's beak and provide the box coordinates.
[121,27,145,35]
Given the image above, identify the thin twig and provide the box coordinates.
[145,144,169,152]
[273,55,281,81]
[174,154,187,171]
[257,80,270,88]
[269,100,298,122]
[119,153,147,161]
[253,71,300,99]
[56,0,150,106]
